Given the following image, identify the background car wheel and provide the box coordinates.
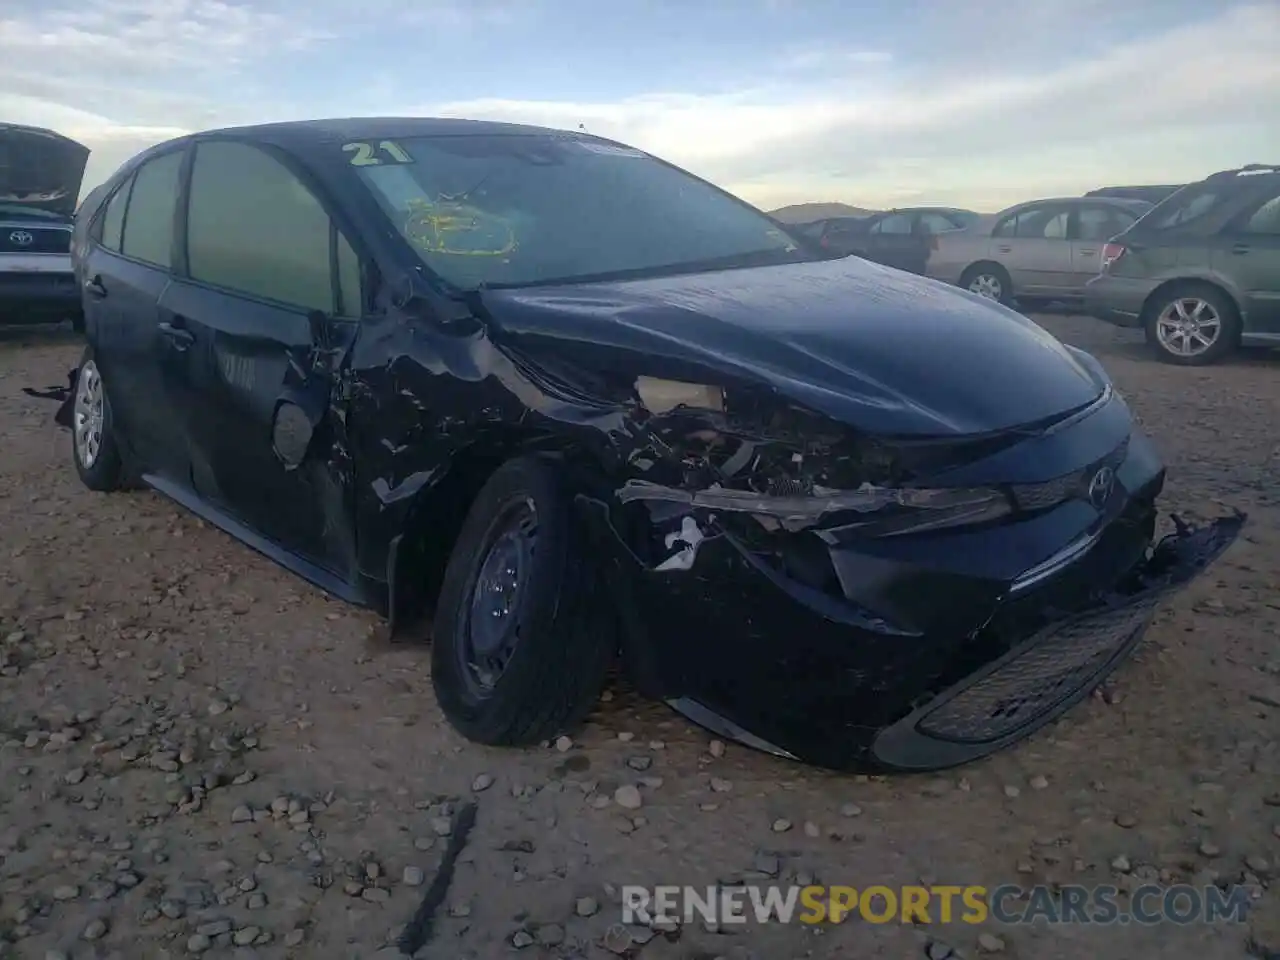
[1144,284,1240,366]
[959,263,1013,305]
[431,455,614,746]
[71,348,126,492]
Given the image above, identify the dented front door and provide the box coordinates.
[155,278,356,570]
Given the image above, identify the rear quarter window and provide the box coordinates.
[1146,187,1225,230]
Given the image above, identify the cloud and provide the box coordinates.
[0,0,521,190]
[2,0,1276,210]
[422,3,1280,209]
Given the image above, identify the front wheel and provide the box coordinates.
[959,263,1013,306]
[1144,285,1240,366]
[71,348,126,492]
[431,456,614,746]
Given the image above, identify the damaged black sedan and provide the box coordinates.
[65,118,1243,771]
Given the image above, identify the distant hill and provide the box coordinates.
[769,202,878,224]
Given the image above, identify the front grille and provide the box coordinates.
[0,226,71,255]
[917,595,1157,742]
[1011,438,1129,512]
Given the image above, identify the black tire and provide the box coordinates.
[71,347,126,492]
[431,455,614,746]
[958,262,1014,306]
[1143,284,1240,366]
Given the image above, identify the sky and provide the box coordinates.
[1,0,1278,212]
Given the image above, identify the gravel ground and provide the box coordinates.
[0,315,1277,960]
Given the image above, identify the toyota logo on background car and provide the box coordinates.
[8,230,34,247]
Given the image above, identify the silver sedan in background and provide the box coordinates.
[926,196,1151,307]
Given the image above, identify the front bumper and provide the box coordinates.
[1084,275,1157,328]
[870,512,1242,769]
[596,412,1243,771]
[0,261,80,324]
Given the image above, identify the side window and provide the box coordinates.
[992,212,1020,238]
[98,177,132,252]
[1241,194,1280,236]
[996,206,1068,240]
[121,152,183,268]
[918,212,960,234]
[871,213,913,235]
[187,140,358,314]
[1075,206,1134,242]
[1040,211,1069,239]
[1150,188,1221,229]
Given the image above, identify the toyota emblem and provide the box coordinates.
[1087,466,1115,508]
[9,230,34,247]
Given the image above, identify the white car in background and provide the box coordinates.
[925,196,1152,308]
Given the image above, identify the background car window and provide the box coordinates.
[1241,194,1280,235]
[1039,211,1069,239]
[99,178,131,252]
[1077,206,1134,242]
[187,141,346,314]
[994,207,1068,240]
[1149,187,1222,229]
[871,213,913,235]
[918,212,961,234]
[121,152,182,268]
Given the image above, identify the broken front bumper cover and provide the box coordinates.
[869,512,1244,769]
[651,511,1244,772]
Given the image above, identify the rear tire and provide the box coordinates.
[431,455,614,746]
[1144,284,1240,366]
[959,263,1013,306]
[71,347,126,492]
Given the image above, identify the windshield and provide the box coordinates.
[348,134,814,289]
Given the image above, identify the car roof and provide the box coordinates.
[995,196,1151,215]
[200,116,588,145]
[114,117,629,179]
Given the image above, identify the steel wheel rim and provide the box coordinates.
[969,273,1003,301]
[74,359,105,469]
[1156,298,1221,357]
[459,497,538,696]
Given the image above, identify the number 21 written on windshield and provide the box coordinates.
[343,141,414,166]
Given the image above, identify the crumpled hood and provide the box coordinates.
[478,257,1105,436]
[0,124,90,218]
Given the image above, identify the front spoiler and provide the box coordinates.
[869,511,1244,770]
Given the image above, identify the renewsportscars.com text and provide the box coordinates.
[621,883,1253,926]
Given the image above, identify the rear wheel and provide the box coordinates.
[431,456,614,746]
[1144,285,1239,366]
[959,263,1012,306]
[71,348,126,492]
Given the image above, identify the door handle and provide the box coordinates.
[1078,249,1097,256]
[158,320,195,347]
[997,245,1013,253]
[1232,243,1251,255]
[84,276,107,299]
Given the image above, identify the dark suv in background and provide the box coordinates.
[1086,164,1280,365]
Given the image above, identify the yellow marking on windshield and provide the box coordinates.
[402,198,517,257]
